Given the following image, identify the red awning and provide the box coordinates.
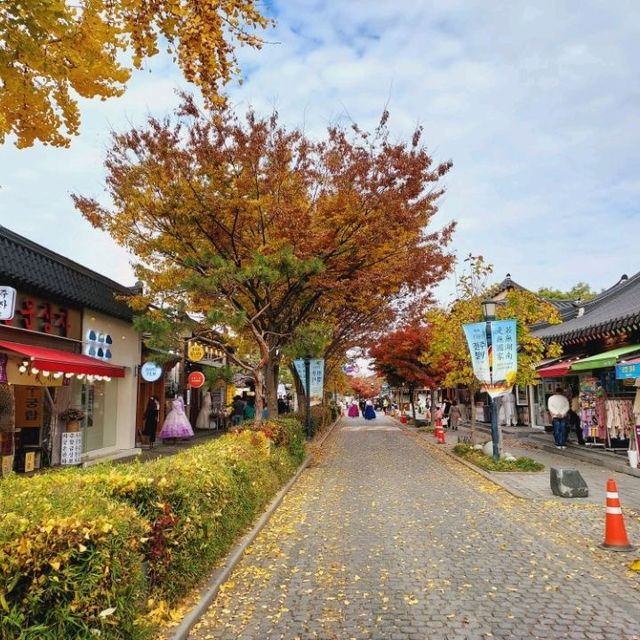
[537,359,575,378]
[0,341,125,377]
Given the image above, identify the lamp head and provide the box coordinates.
[482,299,497,321]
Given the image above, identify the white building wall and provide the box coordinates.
[81,309,141,462]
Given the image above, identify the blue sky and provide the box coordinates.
[1,0,639,303]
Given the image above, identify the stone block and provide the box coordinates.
[550,467,589,498]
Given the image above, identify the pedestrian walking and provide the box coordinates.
[159,396,194,442]
[142,395,160,448]
[449,401,461,430]
[567,408,585,445]
[363,399,376,420]
[548,387,570,448]
[442,399,451,428]
[348,401,359,418]
[230,395,246,427]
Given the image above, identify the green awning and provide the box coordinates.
[570,344,640,372]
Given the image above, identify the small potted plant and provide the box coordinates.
[59,407,85,433]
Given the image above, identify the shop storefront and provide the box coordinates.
[0,226,141,473]
[569,345,640,452]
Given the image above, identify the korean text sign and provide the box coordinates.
[293,358,325,406]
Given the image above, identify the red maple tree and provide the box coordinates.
[369,324,448,421]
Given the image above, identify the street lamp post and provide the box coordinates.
[482,300,500,462]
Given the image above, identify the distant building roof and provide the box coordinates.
[0,225,136,321]
[532,273,640,344]
[491,273,579,321]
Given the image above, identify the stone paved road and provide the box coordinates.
[189,414,640,640]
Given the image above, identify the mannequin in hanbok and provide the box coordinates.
[159,396,194,440]
[196,389,213,430]
[503,392,517,427]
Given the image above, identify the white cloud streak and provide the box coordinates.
[1,0,638,300]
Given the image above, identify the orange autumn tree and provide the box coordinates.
[369,324,447,422]
[349,376,383,400]
[1,0,271,147]
[74,97,455,425]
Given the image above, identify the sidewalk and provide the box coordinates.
[439,423,640,515]
[132,428,226,463]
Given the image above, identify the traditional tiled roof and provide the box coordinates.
[0,225,136,321]
[492,274,579,321]
[532,273,640,344]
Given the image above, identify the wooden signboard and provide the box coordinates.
[14,385,43,428]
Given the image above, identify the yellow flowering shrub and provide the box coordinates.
[0,475,148,639]
[0,417,305,637]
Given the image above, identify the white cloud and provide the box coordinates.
[1,0,639,298]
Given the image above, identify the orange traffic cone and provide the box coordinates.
[434,420,445,444]
[601,479,635,551]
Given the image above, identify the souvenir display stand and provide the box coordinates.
[579,374,633,451]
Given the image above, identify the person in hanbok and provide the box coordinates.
[363,399,376,420]
[196,389,213,430]
[159,396,194,441]
[348,401,359,418]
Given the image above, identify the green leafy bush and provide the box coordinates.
[452,443,544,472]
[291,405,332,436]
[0,475,148,640]
[0,417,306,639]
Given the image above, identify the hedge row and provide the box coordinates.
[0,418,305,640]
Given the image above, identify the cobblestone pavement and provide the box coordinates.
[189,413,640,640]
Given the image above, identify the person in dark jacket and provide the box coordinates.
[142,395,160,448]
[567,409,584,445]
[230,395,246,427]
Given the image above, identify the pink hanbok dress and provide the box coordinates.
[159,397,194,439]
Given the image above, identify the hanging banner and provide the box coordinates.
[462,323,491,384]
[0,354,7,384]
[489,319,518,392]
[463,319,518,398]
[293,358,325,406]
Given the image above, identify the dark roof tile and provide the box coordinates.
[533,272,640,343]
[0,225,135,321]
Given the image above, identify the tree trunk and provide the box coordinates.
[253,366,265,428]
[409,387,416,423]
[264,358,279,417]
[430,389,437,427]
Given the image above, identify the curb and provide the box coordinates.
[169,416,342,640]
[411,430,532,501]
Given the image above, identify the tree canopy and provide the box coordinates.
[422,257,563,392]
[369,324,445,391]
[1,0,270,147]
[74,97,455,421]
[537,282,597,301]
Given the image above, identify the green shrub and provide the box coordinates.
[452,443,544,472]
[82,429,293,602]
[292,405,332,437]
[0,474,148,640]
[259,418,305,462]
[0,416,307,637]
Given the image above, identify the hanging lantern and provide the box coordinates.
[0,354,7,384]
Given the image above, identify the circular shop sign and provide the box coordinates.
[188,371,206,388]
[188,342,205,361]
[140,361,163,382]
